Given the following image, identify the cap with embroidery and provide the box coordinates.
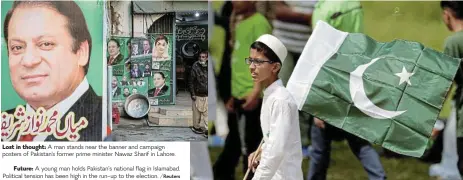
[255,34,288,64]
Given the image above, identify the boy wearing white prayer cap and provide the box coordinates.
[246,34,303,180]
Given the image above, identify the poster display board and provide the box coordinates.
[109,35,173,106]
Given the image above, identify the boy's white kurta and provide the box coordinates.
[252,79,303,180]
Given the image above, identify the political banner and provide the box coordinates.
[151,34,173,62]
[148,71,173,105]
[1,1,106,141]
[147,34,174,105]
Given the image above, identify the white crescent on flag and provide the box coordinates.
[349,57,407,119]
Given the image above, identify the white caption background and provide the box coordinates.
[0,142,190,179]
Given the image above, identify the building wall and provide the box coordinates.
[133,14,165,38]
[110,1,207,37]
[132,1,207,13]
[109,1,132,36]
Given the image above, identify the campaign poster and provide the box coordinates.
[148,71,173,106]
[131,37,153,58]
[1,1,106,141]
[129,57,151,97]
[151,34,173,62]
[107,37,131,66]
[110,64,126,101]
[147,34,174,105]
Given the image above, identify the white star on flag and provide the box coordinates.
[395,66,414,86]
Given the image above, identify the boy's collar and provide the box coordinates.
[263,79,283,96]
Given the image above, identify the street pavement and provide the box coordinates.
[110,91,207,142]
[111,117,207,141]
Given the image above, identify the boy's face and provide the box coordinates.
[248,48,277,83]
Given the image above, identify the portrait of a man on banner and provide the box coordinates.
[1,1,105,142]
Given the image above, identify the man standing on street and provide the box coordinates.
[189,50,209,137]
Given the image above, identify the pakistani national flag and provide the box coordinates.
[287,20,461,157]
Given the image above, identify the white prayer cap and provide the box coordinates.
[255,34,288,64]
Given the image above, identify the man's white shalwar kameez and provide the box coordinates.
[252,79,303,180]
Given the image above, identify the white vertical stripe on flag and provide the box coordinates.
[286,20,348,110]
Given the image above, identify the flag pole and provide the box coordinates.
[243,139,264,180]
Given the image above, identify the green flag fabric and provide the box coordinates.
[287,20,461,157]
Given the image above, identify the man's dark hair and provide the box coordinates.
[200,50,208,57]
[154,72,165,79]
[3,1,93,74]
[250,41,281,64]
[441,1,463,19]
[108,39,120,48]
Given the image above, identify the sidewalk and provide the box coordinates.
[111,91,207,141]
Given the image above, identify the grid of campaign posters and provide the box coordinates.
[109,35,173,106]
